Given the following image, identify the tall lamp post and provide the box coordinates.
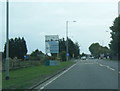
[5,0,10,80]
[66,21,76,61]
[118,1,120,16]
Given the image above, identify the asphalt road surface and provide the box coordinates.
[35,59,119,90]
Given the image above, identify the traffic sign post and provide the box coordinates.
[66,53,69,56]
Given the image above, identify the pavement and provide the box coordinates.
[34,59,119,90]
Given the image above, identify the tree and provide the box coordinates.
[59,38,66,53]
[109,16,120,60]
[74,42,80,58]
[89,43,110,58]
[89,43,100,58]
[30,49,44,60]
[68,38,75,58]
[67,39,80,58]
[59,51,66,61]
[4,37,28,59]
[81,53,86,57]
[59,38,80,60]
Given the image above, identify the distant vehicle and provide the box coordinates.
[81,56,86,60]
[89,56,94,59]
[24,55,29,60]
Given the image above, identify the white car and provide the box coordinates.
[89,56,94,59]
[81,56,86,60]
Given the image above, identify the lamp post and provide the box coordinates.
[5,0,10,80]
[66,21,76,61]
[118,1,120,16]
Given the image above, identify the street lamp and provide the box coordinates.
[66,21,76,61]
[5,0,10,80]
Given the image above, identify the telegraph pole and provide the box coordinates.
[5,0,10,80]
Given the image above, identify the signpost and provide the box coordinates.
[45,35,59,66]
[45,35,59,54]
[66,53,69,57]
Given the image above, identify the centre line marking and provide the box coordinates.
[109,68,115,71]
[99,63,116,71]
[99,64,104,66]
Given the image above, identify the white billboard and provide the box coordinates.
[45,35,59,53]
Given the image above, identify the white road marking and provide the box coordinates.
[105,66,115,71]
[80,62,95,65]
[99,63,116,71]
[109,68,115,71]
[95,62,99,64]
[40,63,76,90]
[99,64,104,67]
[106,66,110,69]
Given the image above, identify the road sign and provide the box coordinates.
[45,35,59,53]
[66,53,69,56]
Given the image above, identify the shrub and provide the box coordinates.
[59,51,66,61]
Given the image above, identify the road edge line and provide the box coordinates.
[30,62,76,89]
[39,63,77,89]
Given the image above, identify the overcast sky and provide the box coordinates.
[0,0,119,54]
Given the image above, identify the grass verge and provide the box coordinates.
[2,61,75,89]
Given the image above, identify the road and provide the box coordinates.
[35,59,119,90]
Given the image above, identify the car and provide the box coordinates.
[81,56,86,60]
[89,56,94,59]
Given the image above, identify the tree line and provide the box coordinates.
[3,37,80,61]
[3,37,27,60]
[89,43,110,59]
[109,16,120,60]
[59,38,80,61]
[89,16,120,60]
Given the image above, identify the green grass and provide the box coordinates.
[2,61,74,89]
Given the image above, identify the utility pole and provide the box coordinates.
[66,21,69,61]
[5,0,10,80]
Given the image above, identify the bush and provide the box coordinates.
[59,51,66,61]
[40,56,49,64]
[29,56,40,60]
